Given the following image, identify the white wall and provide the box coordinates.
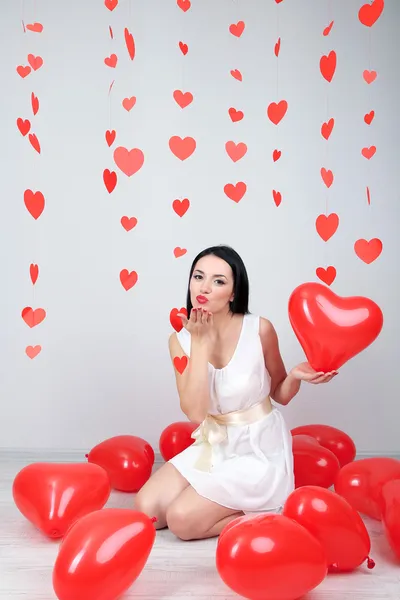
[0,0,399,456]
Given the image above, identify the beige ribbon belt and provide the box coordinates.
[191,396,272,472]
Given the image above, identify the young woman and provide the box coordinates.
[134,245,337,540]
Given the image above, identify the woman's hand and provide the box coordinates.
[289,362,338,384]
[176,308,216,347]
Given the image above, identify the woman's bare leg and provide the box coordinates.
[166,486,244,540]
[133,462,190,529]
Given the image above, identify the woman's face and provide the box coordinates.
[189,254,235,313]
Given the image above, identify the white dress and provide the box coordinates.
[169,313,295,513]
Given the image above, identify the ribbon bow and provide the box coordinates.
[191,415,227,472]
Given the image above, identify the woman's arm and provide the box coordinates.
[168,332,210,423]
[259,318,337,406]
[259,318,299,406]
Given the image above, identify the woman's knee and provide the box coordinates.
[166,501,199,540]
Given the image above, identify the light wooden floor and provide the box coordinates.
[1,454,399,599]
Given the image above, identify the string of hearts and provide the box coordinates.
[315,1,384,289]
[17,12,45,360]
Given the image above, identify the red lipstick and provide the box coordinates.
[196,295,209,304]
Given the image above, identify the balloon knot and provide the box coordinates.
[85,453,88,458]
[151,516,158,524]
[367,556,375,569]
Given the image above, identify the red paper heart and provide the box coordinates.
[267,100,288,124]
[105,0,118,10]
[358,0,384,27]
[29,133,41,154]
[31,92,39,115]
[228,107,244,122]
[17,118,31,136]
[320,50,336,82]
[274,37,281,57]
[124,27,135,60]
[24,189,45,219]
[321,167,334,187]
[272,190,282,207]
[21,307,46,328]
[105,129,116,146]
[321,118,334,140]
[179,41,188,55]
[229,21,245,37]
[315,213,339,241]
[16,65,31,78]
[170,307,187,332]
[104,54,117,68]
[177,0,191,12]
[120,270,138,291]
[26,345,41,359]
[26,22,43,32]
[323,21,334,36]
[173,90,193,108]
[169,136,196,160]
[122,96,136,111]
[103,169,117,193]
[12,463,110,538]
[363,70,377,84]
[316,266,336,286]
[230,69,242,81]
[121,216,137,231]
[174,355,188,374]
[113,147,144,176]
[27,54,43,71]
[172,198,190,217]
[174,247,187,258]
[30,263,39,284]
[53,510,155,600]
[272,149,281,161]
[364,110,375,125]
[288,282,383,371]
[362,146,376,159]
[354,238,382,264]
[224,182,247,203]
[225,141,247,162]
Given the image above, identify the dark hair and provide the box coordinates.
[185,245,250,316]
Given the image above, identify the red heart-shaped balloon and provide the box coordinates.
[87,435,154,492]
[53,509,156,600]
[335,457,400,520]
[288,282,383,371]
[379,479,400,560]
[293,435,341,489]
[291,424,356,467]
[283,486,373,572]
[12,463,111,538]
[216,513,327,600]
[159,421,197,461]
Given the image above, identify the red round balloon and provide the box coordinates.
[293,434,341,489]
[12,463,111,538]
[380,479,400,560]
[216,514,327,600]
[159,421,197,461]
[283,486,373,572]
[291,424,356,467]
[334,457,400,520]
[87,435,154,492]
[288,282,383,372]
[53,509,156,600]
